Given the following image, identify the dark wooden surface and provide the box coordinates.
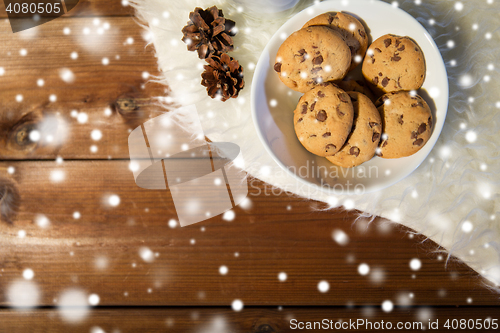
[2,307,500,333]
[0,0,499,331]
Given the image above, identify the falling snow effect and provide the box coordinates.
[409,258,422,271]
[381,300,393,313]
[222,210,235,221]
[231,299,244,312]
[7,280,40,308]
[57,289,90,323]
[358,263,370,276]
[219,265,228,275]
[332,229,349,246]
[59,68,75,83]
[139,247,155,263]
[317,280,330,293]
[0,0,494,322]
[35,214,50,228]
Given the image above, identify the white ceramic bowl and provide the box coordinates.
[251,0,448,194]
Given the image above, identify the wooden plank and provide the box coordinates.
[1,307,500,333]
[0,16,166,160]
[0,0,135,18]
[0,160,498,306]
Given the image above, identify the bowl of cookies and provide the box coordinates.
[251,0,448,194]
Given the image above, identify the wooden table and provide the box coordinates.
[0,0,499,331]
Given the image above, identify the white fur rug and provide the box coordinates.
[131,0,500,288]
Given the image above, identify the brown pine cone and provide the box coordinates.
[181,6,237,59]
[201,53,245,102]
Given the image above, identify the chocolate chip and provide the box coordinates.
[312,55,323,65]
[395,39,401,48]
[398,45,405,51]
[317,91,325,98]
[397,77,402,88]
[325,144,336,151]
[338,93,349,103]
[316,110,327,122]
[274,62,282,73]
[372,132,380,142]
[391,54,402,62]
[379,72,383,76]
[297,118,303,123]
[371,57,376,64]
[310,101,316,111]
[369,122,379,128]
[300,56,306,63]
[382,140,388,148]
[413,138,424,146]
[411,131,418,139]
[398,115,404,125]
[373,76,379,85]
[311,67,322,74]
[411,102,423,107]
[382,77,389,87]
[312,45,318,49]
[375,48,382,53]
[301,103,308,114]
[359,29,366,38]
[415,47,419,52]
[428,117,433,129]
[309,134,317,138]
[297,49,306,56]
[384,38,392,47]
[328,15,334,24]
[349,146,360,157]
[418,123,427,134]
[323,132,331,138]
[337,105,345,118]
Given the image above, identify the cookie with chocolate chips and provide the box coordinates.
[274,26,351,93]
[294,84,354,156]
[376,91,433,159]
[302,12,368,71]
[362,34,426,94]
[327,92,382,168]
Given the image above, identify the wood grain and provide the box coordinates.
[1,0,499,327]
[2,307,500,333]
[0,160,497,307]
[0,16,165,160]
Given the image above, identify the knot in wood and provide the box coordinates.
[115,98,139,116]
[254,324,275,333]
[10,122,38,152]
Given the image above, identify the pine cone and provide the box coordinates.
[201,53,245,102]
[182,6,237,59]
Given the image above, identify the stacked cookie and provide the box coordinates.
[274,12,433,168]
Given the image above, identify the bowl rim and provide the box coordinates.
[250,0,449,195]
